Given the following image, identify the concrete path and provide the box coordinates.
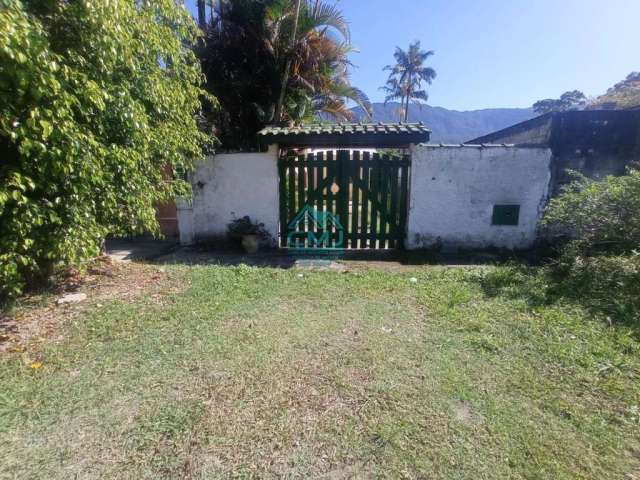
[105,238,179,262]
[106,239,526,270]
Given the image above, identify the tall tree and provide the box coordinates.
[532,90,587,114]
[382,41,436,122]
[197,0,371,148]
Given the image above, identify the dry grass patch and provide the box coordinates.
[0,257,181,356]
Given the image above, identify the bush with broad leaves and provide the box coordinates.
[0,0,211,299]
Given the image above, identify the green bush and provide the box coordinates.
[0,0,210,299]
[537,170,640,325]
[542,169,640,256]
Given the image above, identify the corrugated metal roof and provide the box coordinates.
[258,122,430,137]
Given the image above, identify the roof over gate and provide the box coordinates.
[258,122,431,148]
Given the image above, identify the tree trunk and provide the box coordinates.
[404,73,412,122]
[274,0,302,124]
[404,95,410,122]
[197,0,206,29]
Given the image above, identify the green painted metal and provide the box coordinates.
[278,149,410,249]
[492,204,520,226]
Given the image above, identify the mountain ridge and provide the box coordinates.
[350,102,536,143]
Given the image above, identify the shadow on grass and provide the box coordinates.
[473,260,640,332]
[152,244,545,269]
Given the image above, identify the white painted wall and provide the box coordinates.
[177,146,279,246]
[407,145,552,250]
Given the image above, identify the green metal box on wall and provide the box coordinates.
[492,204,520,226]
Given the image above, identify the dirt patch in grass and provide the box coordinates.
[0,257,180,357]
[449,399,485,426]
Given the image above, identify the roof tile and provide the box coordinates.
[258,122,430,137]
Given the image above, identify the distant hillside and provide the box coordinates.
[350,103,536,143]
[589,72,640,110]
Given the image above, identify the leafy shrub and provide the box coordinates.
[227,216,266,237]
[227,216,271,247]
[536,169,640,325]
[0,0,210,299]
[541,169,640,256]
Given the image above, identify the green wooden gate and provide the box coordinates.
[278,149,410,249]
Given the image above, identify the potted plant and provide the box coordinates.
[227,216,267,253]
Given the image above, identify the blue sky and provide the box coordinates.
[184,0,640,111]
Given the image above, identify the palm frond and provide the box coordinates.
[306,0,350,42]
[411,90,429,103]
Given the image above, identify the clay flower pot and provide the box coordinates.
[241,234,259,254]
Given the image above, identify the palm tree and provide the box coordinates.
[197,0,371,147]
[382,41,436,122]
[274,0,302,123]
[269,0,371,123]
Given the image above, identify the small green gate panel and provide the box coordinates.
[278,149,410,249]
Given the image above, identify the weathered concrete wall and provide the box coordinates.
[470,110,640,196]
[470,114,554,146]
[407,145,552,250]
[548,111,640,194]
[177,147,279,245]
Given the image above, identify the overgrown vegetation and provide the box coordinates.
[537,170,640,325]
[0,0,209,299]
[1,264,638,478]
[197,0,371,149]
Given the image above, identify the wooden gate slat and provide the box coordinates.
[369,153,380,249]
[278,157,287,246]
[379,154,390,249]
[350,150,361,249]
[308,153,316,246]
[326,150,335,248]
[287,154,296,230]
[360,152,371,248]
[295,154,306,247]
[337,150,345,247]
[315,151,324,245]
[389,156,400,248]
[398,154,410,248]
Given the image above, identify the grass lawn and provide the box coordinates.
[1,263,639,479]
